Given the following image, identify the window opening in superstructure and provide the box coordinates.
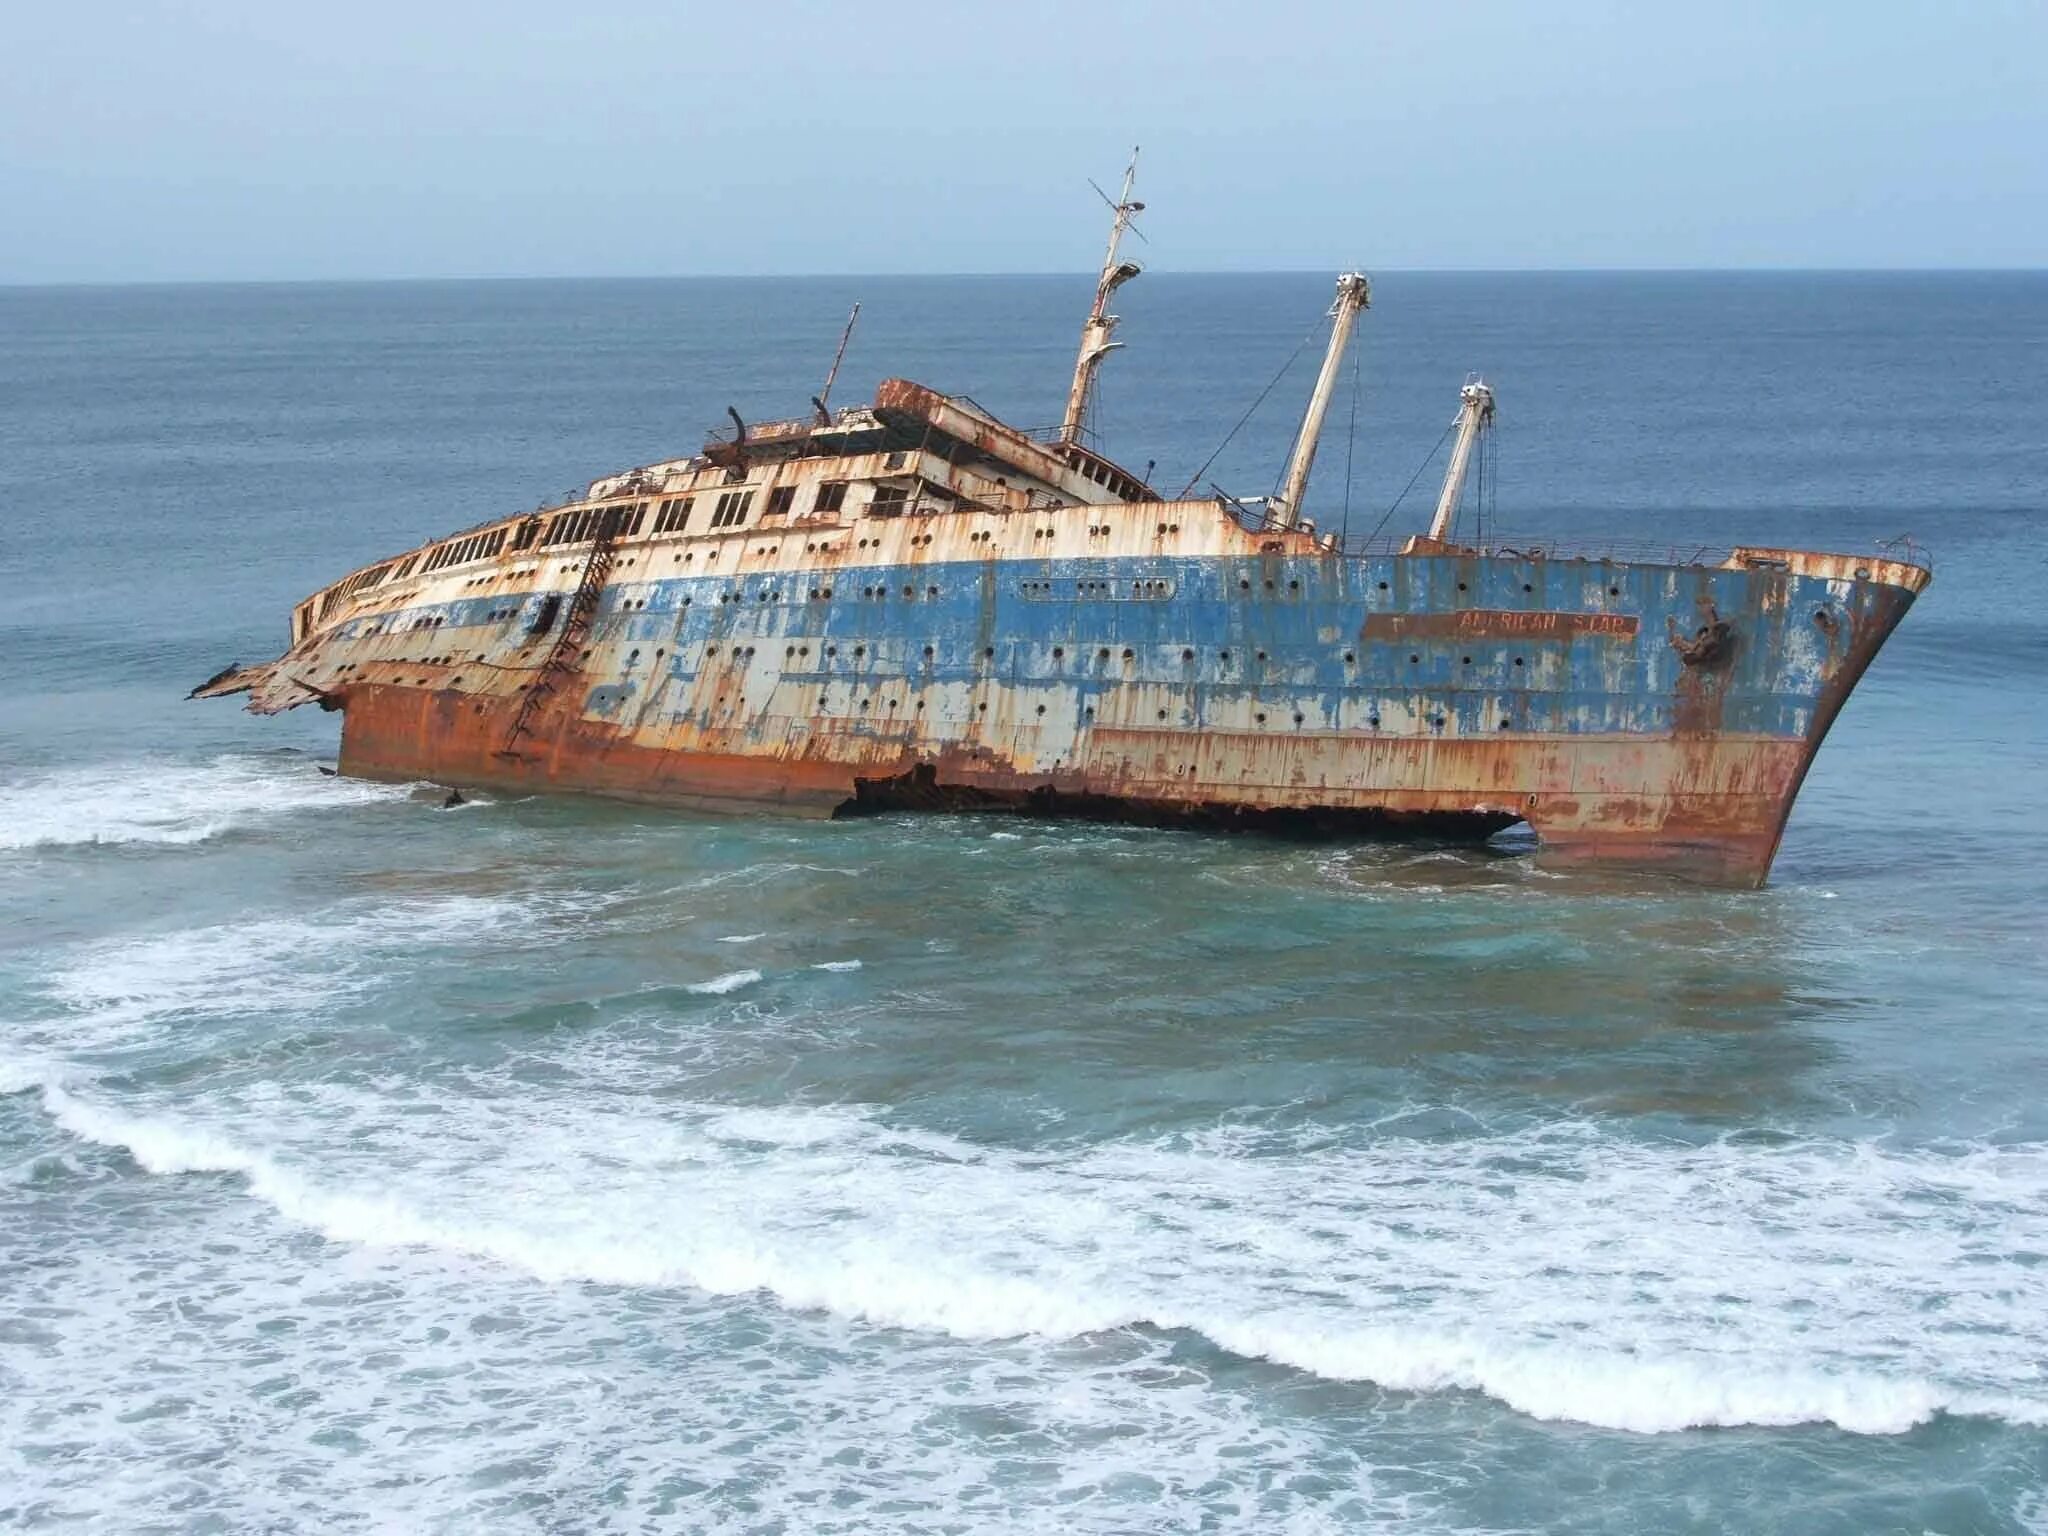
[813,480,848,515]
[654,497,694,534]
[710,490,753,529]
[529,595,562,634]
[869,484,908,516]
[764,486,797,518]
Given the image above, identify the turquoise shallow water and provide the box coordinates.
[2,273,2046,1533]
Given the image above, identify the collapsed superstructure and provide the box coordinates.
[196,155,1929,886]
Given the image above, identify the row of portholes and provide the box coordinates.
[1405,653,1531,670]
[1368,578,1615,599]
[857,584,943,600]
[1238,577,1304,593]
[668,677,1515,740]
[1154,522,1182,535]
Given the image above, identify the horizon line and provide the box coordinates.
[4,264,2045,293]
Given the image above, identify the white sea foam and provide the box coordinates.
[717,932,766,944]
[0,756,412,852]
[812,959,863,972]
[36,1078,2048,1440]
[686,969,761,995]
[28,893,538,1053]
[0,1056,64,1097]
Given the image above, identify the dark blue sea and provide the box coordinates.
[2,273,2045,1533]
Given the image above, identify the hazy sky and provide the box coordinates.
[5,0,2044,282]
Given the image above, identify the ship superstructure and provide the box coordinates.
[196,159,1929,886]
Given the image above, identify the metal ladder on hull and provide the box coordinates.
[496,524,620,761]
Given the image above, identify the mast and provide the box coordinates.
[1426,379,1496,542]
[1272,272,1371,530]
[1058,148,1144,447]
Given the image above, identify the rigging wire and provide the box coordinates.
[1473,413,1485,546]
[1339,329,1362,544]
[1355,419,1458,550]
[1176,321,1323,500]
[1487,421,1500,539]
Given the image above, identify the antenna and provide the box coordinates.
[814,302,861,423]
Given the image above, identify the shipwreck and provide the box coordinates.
[196,157,1929,886]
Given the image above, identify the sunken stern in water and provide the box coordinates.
[195,160,1929,887]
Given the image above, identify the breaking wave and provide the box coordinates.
[35,1082,2048,1438]
[686,969,762,995]
[0,756,409,852]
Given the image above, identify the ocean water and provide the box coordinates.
[2,272,2046,1534]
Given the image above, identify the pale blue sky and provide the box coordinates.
[5,0,2044,282]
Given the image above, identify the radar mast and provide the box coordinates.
[1058,148,1144,447]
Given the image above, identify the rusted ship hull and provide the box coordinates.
[204,510,1927,887]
